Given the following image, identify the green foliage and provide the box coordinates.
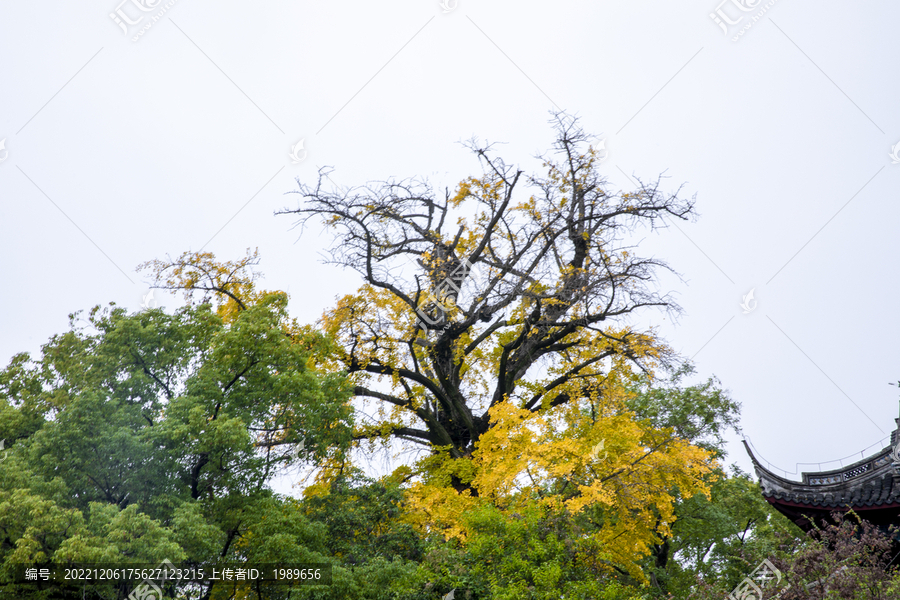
[647,466,801,597]
[0,292,352,598]
[303,470,424,566]
[3,249,884,600]
[415,502,652,600]
[623,363,741,459]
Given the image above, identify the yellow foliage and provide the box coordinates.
[304,151,716,578]
[401,380,717,581]
[138,248,286,324]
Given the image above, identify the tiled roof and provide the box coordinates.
[743,439,900,511]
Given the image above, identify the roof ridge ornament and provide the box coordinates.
[891,441,900,465]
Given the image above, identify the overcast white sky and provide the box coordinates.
[2,0,899,493]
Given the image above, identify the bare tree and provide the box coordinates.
[278,113,695,491]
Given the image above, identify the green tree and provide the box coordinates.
[0,271,352,598]
[302,468,424,566]
[606,365,801,597]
